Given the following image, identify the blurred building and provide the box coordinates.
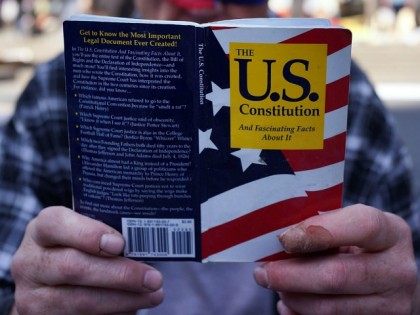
[269,0,420,27]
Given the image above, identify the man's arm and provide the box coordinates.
[10,206,163,314]
[0,55,70,315]
[0,55,164,314]
[255,204,417,314]
[253,62,420,314]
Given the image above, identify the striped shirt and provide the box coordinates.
[0,54,418,315]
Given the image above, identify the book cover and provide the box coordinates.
[64,15,352,262]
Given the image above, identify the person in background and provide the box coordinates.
[0,0,419,314]
[391,0,408,13]
[88,0,134,17]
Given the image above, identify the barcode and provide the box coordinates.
[127,227,169,254]
[122,218,195,258]
[172,229,192,255]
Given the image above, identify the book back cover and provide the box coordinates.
[64,17,202,261]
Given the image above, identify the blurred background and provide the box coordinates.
[0,0,419,195]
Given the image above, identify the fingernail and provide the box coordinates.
[279,225,333,253]
[143,270,163,291]
[100,233,124,255]
[149,288,164,306]
[278,226,306,253]
[254,266,269,288]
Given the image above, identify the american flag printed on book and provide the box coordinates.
[198,21,352,262]
[64,16,351,263]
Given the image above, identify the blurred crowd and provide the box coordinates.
[0,0,419,35]
[270,0,420,29]
[0,0,136,34]
[0,0,76,34]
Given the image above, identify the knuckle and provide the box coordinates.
[362,206,384,240]
[399,221,413,241]
[36,206,68,226]
[14,288,29,315]
[76,224,102,248]
[58,249,86,282]
[25,218,37,237]
[72,290,96,314]
[32,208,59,241]
[11,221,40,282]
[317,300,339,315]
[386,212,412,240]
[22,218,40,245]
[117,262,138,288]
[399,298,414,315]
[15,288,47,315]
[321,259,348,292]
[37,206,60,224]
[395,298,414,315]
[11,250,25,282]
[399,260,417,293]
[11,245,39,284]
[302,298,339,315]
[380,295,412,315]
[15,300,35,315]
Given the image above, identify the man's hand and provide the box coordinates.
[11,206,164,315]
[253,204,417,315]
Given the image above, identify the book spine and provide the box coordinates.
[194,27,207,262]
[63,21,84,216]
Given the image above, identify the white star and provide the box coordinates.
[231,149,266,171]
[199,129,218,153]
[205,82,230,115]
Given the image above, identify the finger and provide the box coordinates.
[27,285,164,314]
[279,205,401,253]
[32,248,163,293]
[280,291,411,315]
[255,251,412,294]
[277,301,298,315]
[29,206,124,256]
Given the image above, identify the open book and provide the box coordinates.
[64,15,352,262]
